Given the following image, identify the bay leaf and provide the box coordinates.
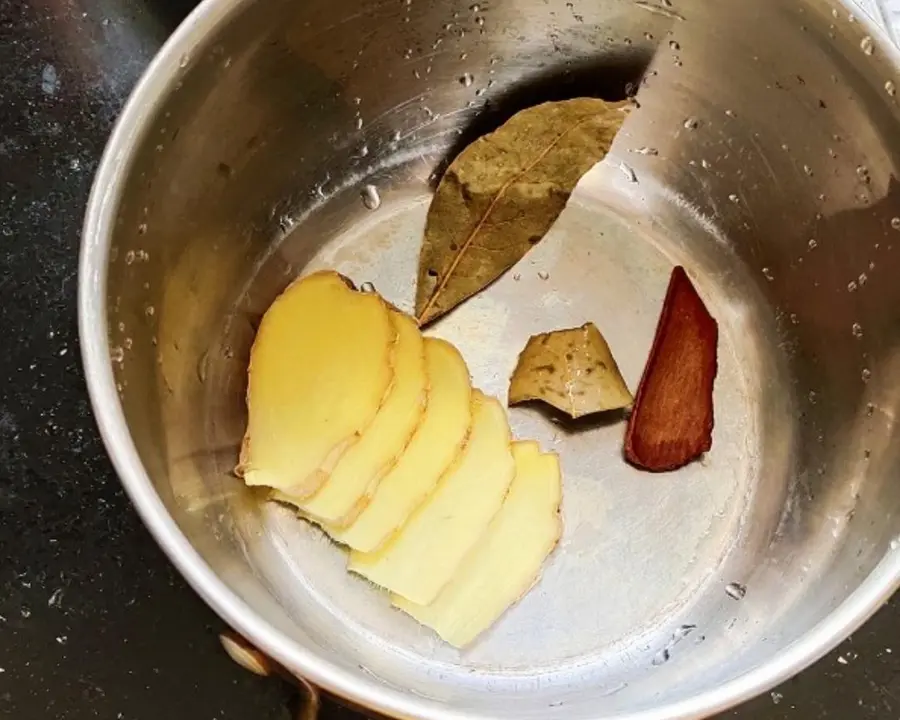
[508,322,633,419]
[415,97,630,326]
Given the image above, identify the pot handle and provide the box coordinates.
[219,630,320,719]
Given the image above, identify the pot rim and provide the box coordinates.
[79,0,900,717]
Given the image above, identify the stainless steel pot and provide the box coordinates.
[80,0,900,717]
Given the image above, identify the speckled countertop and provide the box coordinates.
[0,0,898,718]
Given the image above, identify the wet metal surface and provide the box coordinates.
[2,0,900,717]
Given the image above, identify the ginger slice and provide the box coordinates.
[238,271,395,495]
[393,442,562,647]
[348,391,515,605]
[329,338,472,552]
[273,311,427,525]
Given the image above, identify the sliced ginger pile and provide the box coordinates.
[238,270,562,647]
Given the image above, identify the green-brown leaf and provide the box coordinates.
[509,322,633,419]
[415,98,630,326]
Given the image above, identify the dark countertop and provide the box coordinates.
[1,0,898,717]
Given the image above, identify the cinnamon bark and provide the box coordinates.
[625,266,718,472]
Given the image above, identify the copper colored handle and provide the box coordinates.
[220,630,320,719]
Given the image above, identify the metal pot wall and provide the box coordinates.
[80,0,900,717]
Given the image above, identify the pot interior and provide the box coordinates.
[99,0,900,716]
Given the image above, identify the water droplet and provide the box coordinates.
[859,272,868,286]
[862,368,872,382]
[513,273,521,281]
[355,117,363,130]
[110,346,125,363]
[808,238,818,250]
[724,109,736,118]
[469,2,479,10]
[856,165,870,183]
[852,322,863,338]
[808,390,817,404]
[887,80,896,97]
[652,648,671,666]
[867,402,876,416]
[278,215,296,234]
[619,162,638,183]
[669,40,680,50]
[475,16,485,26]
[701,159,711,169]
[683,117,699,129]
[762,267,774,281]
[803,164,813,176]
[360,184,381,210]
[137,223,147,235]
[197,350,209,383]
[672,624,696,643]
[644,32,654,40]
[790,313,799,325]
[360,281,377,293]
[179,54,190,68]
[117,321,125,332]
[725,582,747,600]
[404,47,413,59]
[538,271,550,281]
[459,73,474,87]
[632,146,659,156]
[358,144,369,157]
[459,51,468,60]
[728,193,740,204]
[392,130,402,143]
[771,691,783,705]
[860,35,875,56]
[125,250,135,265]
[145,305,155,317]
[891,217,900,230]
[848,280,858,292]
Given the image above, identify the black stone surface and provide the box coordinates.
[0,0,898,718]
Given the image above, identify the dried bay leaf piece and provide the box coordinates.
[415,98,630,325]
[509,322,633,418]
[625,266,718,472]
